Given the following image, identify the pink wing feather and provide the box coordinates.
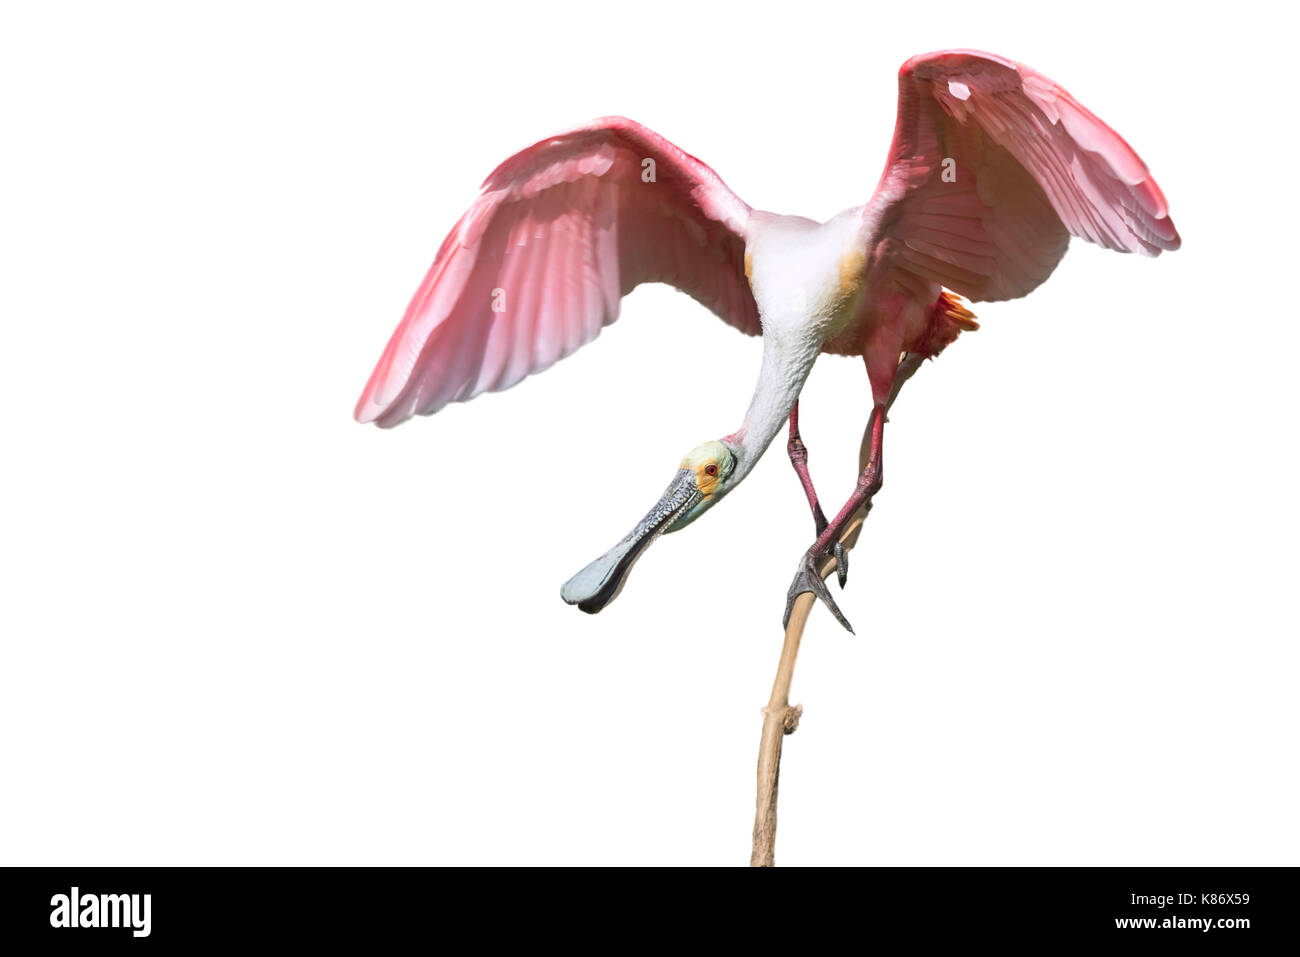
[864,50,1180,303]
[355,117,758,427]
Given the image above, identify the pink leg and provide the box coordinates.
[786,402,828,536]
[807,405,884,563]
[782,352,925,633]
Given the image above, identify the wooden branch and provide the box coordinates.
[749,415,879,867]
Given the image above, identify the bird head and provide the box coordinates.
[560,439,739,613]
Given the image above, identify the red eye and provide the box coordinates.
[705,464,718,476]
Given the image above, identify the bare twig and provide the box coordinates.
[750,353,922,867]
[750,511,865,866]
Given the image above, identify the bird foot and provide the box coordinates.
[782,543,854,634]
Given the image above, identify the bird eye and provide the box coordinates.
[705,464,718,476]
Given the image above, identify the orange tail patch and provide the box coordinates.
[916,290,979,357]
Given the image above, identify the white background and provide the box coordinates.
[2,0,1296,866]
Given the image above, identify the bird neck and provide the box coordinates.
[726,331,819,484]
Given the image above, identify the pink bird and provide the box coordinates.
[355,49,1179,631]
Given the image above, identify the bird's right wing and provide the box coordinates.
[355,117,759,427]
[861,50,1180,304]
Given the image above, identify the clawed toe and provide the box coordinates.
[782,551,854,634]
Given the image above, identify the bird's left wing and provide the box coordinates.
[860,50,1180,304]
[355,117,759,427]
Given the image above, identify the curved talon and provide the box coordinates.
[833,542,848,588]
[782,553,855,634]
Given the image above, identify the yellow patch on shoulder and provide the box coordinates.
[838,248,866,298]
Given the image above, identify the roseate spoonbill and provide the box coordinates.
[355,49,1179,631]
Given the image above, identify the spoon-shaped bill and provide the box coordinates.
[560,469,702,613]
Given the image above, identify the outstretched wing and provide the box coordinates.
[862,50,1180,304]
[355,116,758,427]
